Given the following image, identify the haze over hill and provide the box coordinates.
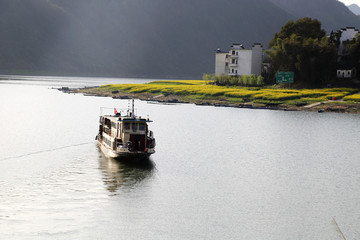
[268,0,360,31]
[348,4,360,15]
[0,0,359,78]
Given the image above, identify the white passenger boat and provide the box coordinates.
[96,99,156,159]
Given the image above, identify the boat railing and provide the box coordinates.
[100,105,138,117]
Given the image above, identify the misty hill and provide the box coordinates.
[0,0,359,79]
[268,0,360,31]
[348,4,360,15]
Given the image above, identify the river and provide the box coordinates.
[0,76,359,239]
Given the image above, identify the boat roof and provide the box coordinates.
[100,99,153,122]
[103,115,153,123]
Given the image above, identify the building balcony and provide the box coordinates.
[229,54,239,58]
[228,72,238,76]
[229,63,238,67]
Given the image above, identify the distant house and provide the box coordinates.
[215,43,263,76]
[330,27,360,79]
[337,27,360,57]
[337,69,357,79]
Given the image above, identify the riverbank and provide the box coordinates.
[76,80,360,114]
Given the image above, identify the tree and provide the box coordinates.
[348,33,360,78]
[267,18,337,87]
[268,18,326,47]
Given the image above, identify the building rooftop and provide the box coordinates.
[230,44,245,50]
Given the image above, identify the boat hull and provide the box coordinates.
[98,139,154,160]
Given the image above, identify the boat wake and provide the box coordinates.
[0,142,93,162]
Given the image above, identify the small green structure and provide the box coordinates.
[276,72,294,84]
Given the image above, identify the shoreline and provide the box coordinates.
[74,87,360,114]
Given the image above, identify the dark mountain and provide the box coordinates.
[0,0,294,78]
[53,0,298,78]
[0,0,359,79]
[0,0,109,75]
[268,0,360,31]
[348,4,360,15]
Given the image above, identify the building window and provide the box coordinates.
[232,50,235,55]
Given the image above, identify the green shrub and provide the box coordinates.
[230,77,239,86]
[202,73,215,81]
[242,75,250,86]
[248,75,257,86]
[253,100,283,105]
[256,76,264,86]
[206,73,264,87]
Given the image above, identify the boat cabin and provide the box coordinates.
[98,114,155,153]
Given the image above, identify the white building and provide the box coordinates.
[333,27,359,79]
[337,69,356,79]
[337,27,360,57]
[215,43,263,76]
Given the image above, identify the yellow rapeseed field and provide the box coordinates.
[100,80,359,104]
[343,94,360,102]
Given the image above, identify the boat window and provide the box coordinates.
[105,118,111,128]
[111,122,117,129]
[139,123,145,131]
[132,123,137,131]
[124,122,130,130]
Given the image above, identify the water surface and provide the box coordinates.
[0,76,359,239]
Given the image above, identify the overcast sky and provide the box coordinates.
[338,0,360,5]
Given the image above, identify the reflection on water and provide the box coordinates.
[98,149,155,194]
